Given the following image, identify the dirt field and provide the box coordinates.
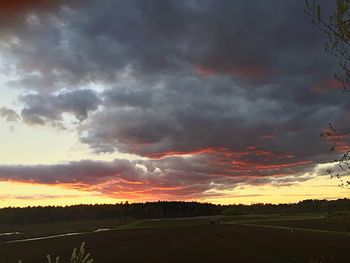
[0,214,349,263]
[248,214,350,232]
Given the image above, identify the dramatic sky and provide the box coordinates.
[0,0,349,207]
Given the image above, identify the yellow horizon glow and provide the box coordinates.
[203,176,350,205]
[0,181,126,208]
[0,175,349,208]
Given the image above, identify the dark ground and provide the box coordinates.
[0,215,349,263]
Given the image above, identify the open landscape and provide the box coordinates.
[0,214,349,263]
[1,0,350,262]
[0,201,349,262]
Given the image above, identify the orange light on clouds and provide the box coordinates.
[0,168,349,207]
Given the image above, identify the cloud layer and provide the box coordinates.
[0,154,314,200]
[0,0,346,199]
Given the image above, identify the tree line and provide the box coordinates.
[0,199,350,225]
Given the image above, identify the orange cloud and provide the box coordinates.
[232,160,312,172]
[0,144,316,202]
[149,146,291,160]
[148,147,233,159]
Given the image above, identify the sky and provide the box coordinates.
[0,0,349,207]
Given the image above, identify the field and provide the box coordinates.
[0,214,349,263]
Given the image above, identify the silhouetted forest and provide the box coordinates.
[0,199,350,225]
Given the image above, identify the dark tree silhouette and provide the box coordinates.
[0,200,350,225]
[305,0,350,186]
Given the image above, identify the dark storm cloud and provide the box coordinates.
[0,159,137,185]
[1,0,335,90]
[0,0,345,196]
[83,73,344,168]
[20,89,101,126]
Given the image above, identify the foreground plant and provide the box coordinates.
[68,242,93,263]
[18,242,93,263]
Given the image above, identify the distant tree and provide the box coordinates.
[305,0,350,186]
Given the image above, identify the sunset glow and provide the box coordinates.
[0,0,349,207]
